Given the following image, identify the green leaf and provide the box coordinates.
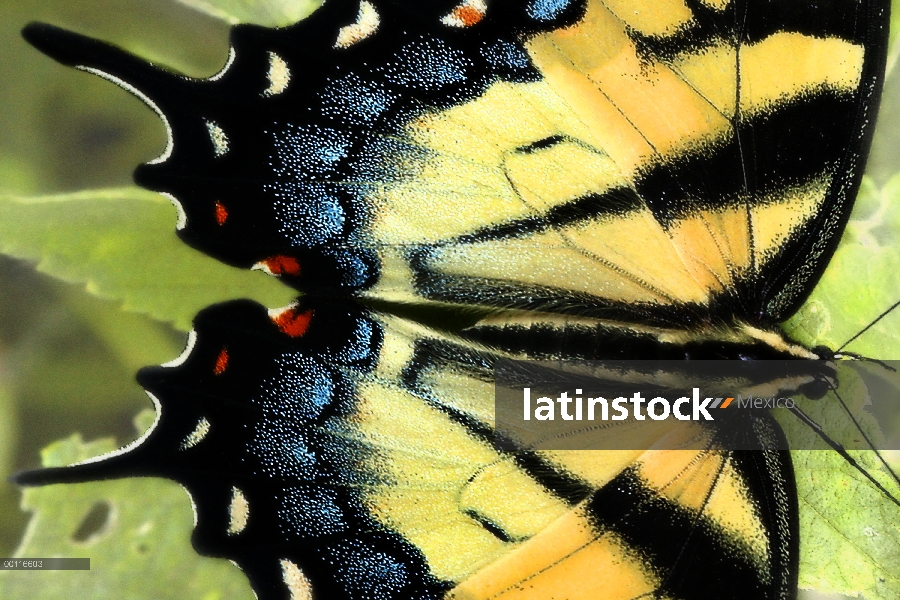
[888,0,900,77]
[0,411,254,600]
[795,447,900,600]
[776,368,900,600]
[0,274,185,556]
[0,379,22,554]
[0,383,16,490]
[176,0,321,27]
[0,188,296,331]
[784,174,900,359]
[60,286,187,372]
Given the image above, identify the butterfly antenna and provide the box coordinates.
[786,403,900,509]
[831,351,897,373]
[836,298,900,353]
[828,379,900,490]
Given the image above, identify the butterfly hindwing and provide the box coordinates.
[22,297,800,599]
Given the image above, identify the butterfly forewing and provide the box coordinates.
[25,0,886,327]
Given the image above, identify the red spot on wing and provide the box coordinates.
[214,348,229,375]
[273,308,314,338]
[261,255,302,277]
[215,200,228,225]
[453,5,484,26]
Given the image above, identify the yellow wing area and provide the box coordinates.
[362,0,865,312]
[449,451,769,600]
[303,2,873,596]
[337,313,775,597]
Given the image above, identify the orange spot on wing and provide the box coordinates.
[273,308,313,338]
[215,200,228,225]
[262,255,302,277]
[453,5,484,26]
[214,348,229,375]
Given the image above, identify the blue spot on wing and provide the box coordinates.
[381,38,470,91]
[481,39,531,73]
[278,486,348,537]
[251,421,318,477]
[527,0,575,21]
[321,248,374,288]
[322,75,396,125]
[269,183,346,246]
[258,353,334,420]
[270,124,352,180]
[326,540,411,599]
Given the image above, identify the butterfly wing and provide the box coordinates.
[20,297,799,600]
[22,0,888,329]
[16,1,891,600]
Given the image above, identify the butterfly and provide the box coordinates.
[15,1,899,599]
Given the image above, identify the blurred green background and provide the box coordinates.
[0,1,898,599]
[0,0,232,556]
